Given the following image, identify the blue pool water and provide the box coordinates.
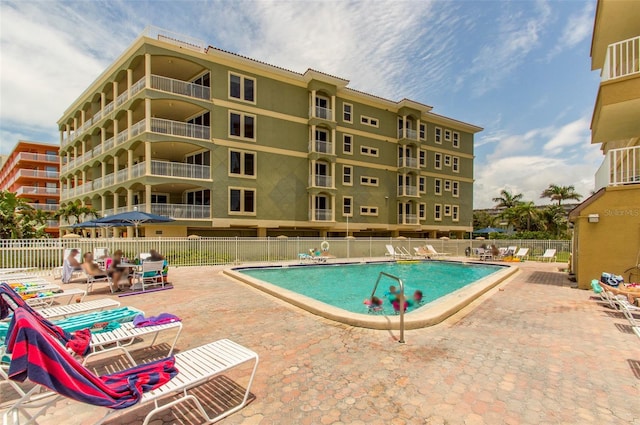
[238,261,503,314]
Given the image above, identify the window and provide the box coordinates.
[229,111,255,140]
[452,157,459,173]
[343,165,353,186]
[419,176,426,194]
[361,176,379,186]
[315,96,331,119]
[343,103,353,123]
[452,132,460,148]
[361,146,379,157]
[434,153,442,169]
[434,178,442,195]
[187,111,210,126]
[360,116,379,127]
[229,188,256,214]
[186,189,211,206]
[151,193,168,204]
[343,197,353,216]
[444,204,451,216]
[46,182,57,194]
[418,203,426,220]
[343,134,353,154]
[444,180,451,191]
[186,150,211,166]
[419,123,426,141]
[434,204,442,221]
[444,155,451,167]
[435,127,442,144]
[229,73,255,103]
[444,129,451,141]
[452,181,459,197]
[360,206,378,216]
[452,205,459,221]
[229,150,256,177]
[419,150,426,167]
[192,72,210,88]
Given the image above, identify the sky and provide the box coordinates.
[0,0,603,208]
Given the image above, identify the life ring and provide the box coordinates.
[321,241,330,252]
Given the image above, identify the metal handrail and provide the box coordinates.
[370,271,405,343]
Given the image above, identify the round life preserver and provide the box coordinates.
[321,241,330,252]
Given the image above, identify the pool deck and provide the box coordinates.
[2,258,640,424]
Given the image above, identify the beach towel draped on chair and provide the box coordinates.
[5,308,178,410]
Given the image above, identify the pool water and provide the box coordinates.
[238,261,503,315]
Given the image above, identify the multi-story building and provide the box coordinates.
[569,0,640,289]
[58,27,481,238]
[0,140,61,236]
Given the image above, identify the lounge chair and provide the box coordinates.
[3,307,258,425]
[535,249,557,262]
[425,245,450,258]
[514,248,529,261]
[413,247,432,259]
[385,245,409,259]
[133,261,165,291]
[30,298,121,320]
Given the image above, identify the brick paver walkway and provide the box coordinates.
[2,260,639,424]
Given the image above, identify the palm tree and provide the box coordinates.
[514,201,538,231]
[55,200,98,226]
[540,184,583,206]
[492,189,523,209]
[540,205,567,238]
[0,191,36,239]
[473,211,498,230]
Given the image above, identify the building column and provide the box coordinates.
[100,127,105,154]
[145,53,151,88]
[81,170,86,187]
[331,95,336,121]
[331,128,336,155]
[113,193,119,213]
[81,110,86,127]
[127,188,133,209]
[330,163,336,189]
[100,92,105,110]
[81,140,86,156]
[127,68,133,90]
[127,149,133,180]
[73,146,77,161]
[66,124,71,141]
[145,142,151,175]
[113,120,119,147]
[145,98,151,132]
[257,228,267,238]
[127,109,133,139]
[145,184,152,213]
[112,81,118,106]
[331,195,335,222]
[73,117,78,134]
[311,90,316,117]
[113,156,119,182]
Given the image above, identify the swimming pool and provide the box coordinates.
[238,261,503,314]
[225,260,517,330]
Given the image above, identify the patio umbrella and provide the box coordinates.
[95,211,174,237]
[473,227,505,234]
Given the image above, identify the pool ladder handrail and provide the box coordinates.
[371,271,405,343]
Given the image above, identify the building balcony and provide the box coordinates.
[398,214,418,225]
[150,74,210,100]
[28,203,60,212]
[45,220,60,228]
[309,140,333,155]
[310,106,332,120]
[311,209,333,222]
[15,186,60,196]
[397,185,418,197]
[150,117,210,140]
[135,203,211,219]
[592,36,640,142]
[13,152,59,164]
[397,157,418,169]
[397,128,418,140]
[595,145,640,191]
[309,175,334,189]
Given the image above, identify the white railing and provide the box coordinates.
[312,209,332,221]
[16,186,60,196]
[398,214,418,225]
[595,145,640,191]
[130,77,146,97]
[103,101,114,115]
[150,117,210,140]
[116,129,128,145]
[310,106,332,120]
[116,168,129,183]
[103,208,114,217]
[93,177,103,190]
[397,128,418,140]
[309,140,333,154]
[79,151,92,164]
[150,74,210,100]
[115,206,129,214]
[15,169,60,179]
[397,185,418,197]
[93,109,103,123]
[150,160,210,179]
[602,36,640,81]
[15,152,59,163]
[130,119,146,138]
[147,203,211,219]
[311,175,333,188]
[60,188,69,200]
[131,162,145,178]
[28,203,60,211]
[103,136,115,152]
[397,157,418,168]
[75,182,91,195]
[115,90,129,107]
[103,173,114,188]
[92,144,102,157]
[144,26,207,53]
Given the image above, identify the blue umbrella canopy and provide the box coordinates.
[473,227,505,234]
[95,211,174,236]
[70,219,114,229]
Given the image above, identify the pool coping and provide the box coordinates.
[223,259,519,330]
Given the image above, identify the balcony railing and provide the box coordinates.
[310,106,332,120]
[15,169,59,180]
[15,152,59,163]
[602,36,640,82]
[28,203,60,212]
[398,214,418,225]
[103,173,114,188]
[142,203,211,219]
[130,77,145,97]
[45,220,60,228]
[311,209,332,221]
[150,74,210,100]
[150,160,211,179]
[595,145,640,191]
[309,140,333,154]
[311,175,333,188]
[16,186,60,196]
[397,128,418,140]
[397,185,418,197]
[131,162,145,179]
[397,157,418,168]
[150,118,210,140]
[92,144,102,157]
[116,168,129,183]
[130,119,146,138]
[93,176,103,190]
[115,90,129,107]
[103,101,114,115]
[103,136,115,152]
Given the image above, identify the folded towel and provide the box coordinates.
[133,313,180,328]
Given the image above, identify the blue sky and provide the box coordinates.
[0,0,602,208]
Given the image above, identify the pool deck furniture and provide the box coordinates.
[35,298,121,320]
[514,248,529,261]
[133,261,165,291]
[385,245,410,259]
[425,245,450,258]
[534,249,557,262]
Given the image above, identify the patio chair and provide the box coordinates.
[3,308,258,425]
[385,245,409,259]
[535,249,557,262]
[82,269,114,294]
[133,261,165,291]
[413,247,432,259]
[29,298,121,320]
[514,248,529,261]
[425,245,450,258]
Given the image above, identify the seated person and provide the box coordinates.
[82,252,108,279]
[109,250,132,287]
[61,249,82,284]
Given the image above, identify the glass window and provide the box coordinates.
[453,132,460,148]
[453,157,459,172]
[419,150,426,167]
[230,73,255,102]
[230,75,241,99]
[244,116,254,139]
[452,205,459,221]
[229,112,255,140]
[434,204,442,220]
[343,197,352,216]
[343,135,352,154]
[435,127,442,144]
[244,78,254,102]
[419,176,426,193]
[343,165,352,185]
[230,189,241,212]
[419,123,426,141]
[418,203,426,220]
[230,151,241,174]
[435,153,442,169]
[229,150,256,177]
[343,103,352,123]
[452,181,459,197]
[435,179,442,195]
[230,113,241,137]
[444,155,451,167]
[244,190,255,212]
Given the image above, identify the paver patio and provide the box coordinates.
[2,259,639,424]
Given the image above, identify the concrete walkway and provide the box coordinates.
[2,260,639,424]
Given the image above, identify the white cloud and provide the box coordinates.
[543,117,591,154]
[547,2,595,59]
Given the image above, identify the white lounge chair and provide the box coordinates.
[535,249,557,262]
[385,245,409,259]
[425,245,450,258]
[514,248,529,261]
[133,260,165,291]
[414,247,432,259]
[35,298,121,320]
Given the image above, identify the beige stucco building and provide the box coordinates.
[58,27,482,238]
[569,0,640,289]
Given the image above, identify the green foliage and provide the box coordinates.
[0,190,52,239]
